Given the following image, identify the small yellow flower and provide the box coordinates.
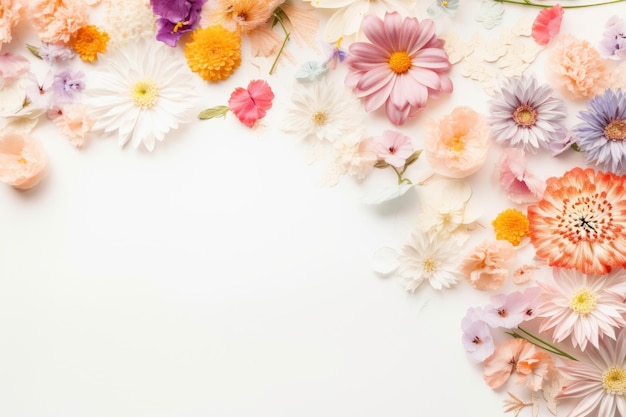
[492,208,530,246]
[71,25,109,62]
[184,25,242,82]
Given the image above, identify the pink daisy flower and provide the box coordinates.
[228,79,274,128]
[537,267,626,351]
[345,11,453,125]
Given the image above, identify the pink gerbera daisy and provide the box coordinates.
[537,268,626,351]
[557,328,626,417]
[527,167,626,274]
[345,11,453,125]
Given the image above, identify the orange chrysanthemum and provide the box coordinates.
[184,25,241,82]
[492,208,529,246]
[528,167,626,274]
[71,25,109,62]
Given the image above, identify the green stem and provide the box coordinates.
[269,12,290,75]
[390,166,413,185]
[511,326,578,361]
[495,0,625,8]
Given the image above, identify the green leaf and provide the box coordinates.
[198,105,229,120]
[403,149,423,168]
[374,160,390,169]
[26,44,42,60]
[571,143,581,152]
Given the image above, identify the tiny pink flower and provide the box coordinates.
[228,79,274,128]
[371,130,414,168]
[0,52,30,89]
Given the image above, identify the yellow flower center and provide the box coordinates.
[442,0,448,6]
[173,21,185,33]
[388,51,412,74]
[130,79,160,109]
[312,111,328,126]
[513,104,538,127]
[603,367,626,394]
[569,287,597,315]
[449,135,465,152]
[17,157,28,165]
[422,257,437,272]
[605,120,626,141]
[492,208,530,246]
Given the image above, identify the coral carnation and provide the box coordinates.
[228,79,274,128]
[185,25,242,82]
[30,0,88,44]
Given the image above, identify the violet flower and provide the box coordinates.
[52,69,85,103]
[599,16,626,60]
[38,43,75,63]
[483,287,542,329]
[150,0,206,47]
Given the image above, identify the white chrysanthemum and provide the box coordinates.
[86,38,196,151]
[398,230,462,291]
[283,79,365,143]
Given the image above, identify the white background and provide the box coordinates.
[0,1,620,416]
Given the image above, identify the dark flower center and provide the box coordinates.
[604,120,626,141]
[513,104,538,127]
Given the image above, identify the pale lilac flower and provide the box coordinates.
[52,69,85,103]
[345,11,453,125]
[599,16,626,60]
[497,149,545,204]
[371,130,414,168]
[38,43,75,63]
[461,306,494,362]
[483,287,542,329]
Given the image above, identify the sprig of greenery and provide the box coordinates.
[494,0,625,8]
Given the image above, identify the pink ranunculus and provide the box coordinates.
[370,130,414,168]
[345,11,452,126]
[531,4,564,46]
[228,79,274,128]
[0,132,48,190]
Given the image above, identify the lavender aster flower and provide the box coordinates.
[150,0,206,47]
[488,75,568,152]
[573,88,626,174]
[599,16,626,60]
[52,69,85,103]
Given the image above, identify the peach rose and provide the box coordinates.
[0,132,48,190]
[30,0,88,44]
[424,106,490,178]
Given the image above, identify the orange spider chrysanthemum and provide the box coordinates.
[71,25,109,62]
[492,208,529,246]
[528,167,626,274]
[184,25,241,82]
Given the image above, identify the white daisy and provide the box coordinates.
[283,78,364,143]
[86,38,196,151]
[397,230,462,291]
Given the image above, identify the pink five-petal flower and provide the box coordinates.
[371,130,414,168]
[345,11,452,126]
[228,79,274,128]
[531,4,564,46]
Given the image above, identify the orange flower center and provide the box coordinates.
[17,157,28,165]
[513,104,537,127]
[388,51,412,74]
[605,120,626,141]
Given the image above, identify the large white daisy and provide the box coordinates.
[86,38,196,151]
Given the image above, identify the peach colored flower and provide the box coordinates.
[52,104,93,148]
[0,132,48,190]
[461,239,515,290]
[547,34,610,100]
[0,0,23,50]
[424,106,490,178]
[484,338,554,391]
[30,0,88,44]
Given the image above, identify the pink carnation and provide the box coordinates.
[0,132,48,190]
[461,239,515,290]
[424,106,490,178]
[30,0,88,44]
[228,79,274,128]
[531,4,563,46]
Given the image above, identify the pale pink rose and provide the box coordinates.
[0,0,23,51]
[498,149,545,204]
[0,132,48,190]
[30,0,88,44]
[52,104,93,148]
[228,79,274,128]
[424,106,490,178]
[547,34,611,100]
[461,239,515,290]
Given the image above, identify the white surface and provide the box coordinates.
[0,2,620,416]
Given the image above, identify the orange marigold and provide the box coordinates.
[71,25,109,62]
[492,208,529,246]
[185,25,241,82]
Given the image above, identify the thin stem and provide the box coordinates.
[513,326,578,361]
[495,0,625,8]
[390,166,413,185]
[269,12,290,75]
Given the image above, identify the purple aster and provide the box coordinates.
[461,306,494,363]
[150,0,206,47]
[573,88,626,174]
[599,16,626,60]
[488,75,568,152]
[52,69,85,103]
